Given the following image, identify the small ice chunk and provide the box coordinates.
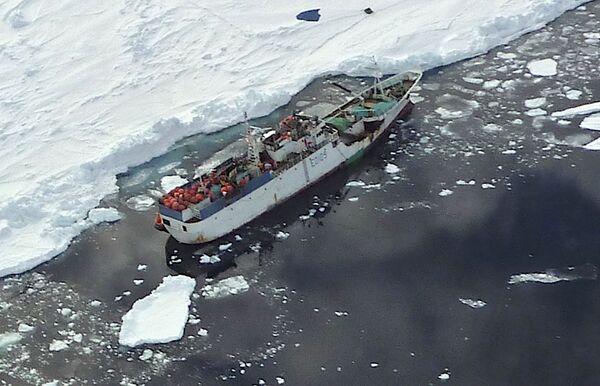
[456,179,476,186]
[525,108,547,117]
[566,90,582,100]
[201,275,249,299]
[118,275,196,347]
[0,332,22,349]
[160,175,188,193]
[126,195,155,211]
[481,183,495,189]
[234,235,243,241]
[133,279,144,286]
[524,97,546,109]
[276,376,285,385]
[346,180,365,187]
[137,264,147,271]
[527,58,557,76]
[496,52,517,60]
[275,231,290,240]
[199,254,221,264]
[88,207,121,224]
[370,362,379,368]
[462,77,484,84]
[502,149,517,155]
[581,113,600,131]
[482,123,502,132]
[198,328,208,337]
[218,243,232,251]
[385,163,400,174]
[438,371,451,381]
[508,265,597,284]
[482,79,501,89]
[73,333,83,343]
[18,323,34,333]
[49,339,69,352]
[139,349,154,361]
[348,197,359,202]
[438,189,453,197]
[459,298,487,308]
[59,308,72,317]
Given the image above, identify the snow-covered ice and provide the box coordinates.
[17,323,34,333]
[275,231,290,240]
[566,89,582,100]
[525,108,547,117]
[0,0,590,277]
[218,243,232,251]
[524,97,547,108]
[0,332,22,349]
[87,207,121,225]
[459,298,487,308]
[199,254,221,264]
[580,113,600,131]
[584,137,600,150]
[125,195,155,211]
[552,101,600,118]
[118,275,196,347]
[385,163,400,174]
[527,58,558,76]
[160,175,188,193]
[508,265,597,284]
[439,189,454,197]
[49,339,69,352]
[201,275,250,299]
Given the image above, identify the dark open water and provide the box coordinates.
[1,2,600,385]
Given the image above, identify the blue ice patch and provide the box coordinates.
[296,9,321,22]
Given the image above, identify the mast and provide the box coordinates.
[244,112,261,166]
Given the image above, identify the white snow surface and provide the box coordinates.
[526,58,558,76]
[0,0,589,277]
[118,275,196,347]
[87,207,121,225]
[584,137,600,150]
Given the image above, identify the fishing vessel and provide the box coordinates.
[156,71,422,243]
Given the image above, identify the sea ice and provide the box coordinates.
[524,97,546,108]
[139,349,154,361]
[580,113,600,131]
[160,175,188,193]
[527,58,558,76]
[525,108,547,117]
[137,264,147,271]
[201,276,249,299]
[126,195,155,211]
[438,372,451,381]
[459,298,487,308]
[584,137,600,150]
[508,264,597,284]
[481,183,496,189]
[482,79,501,89]
[118,275,196,347]
[0,0,592,278]
[0,332,22,349]
[218,243,232,251]
[551,101,600,118]
[49,339,69,352]
[438,189,454,197]
[346,181,366,187]
[17,323,34,333]
[275,231,290,240]
[199,254,221,264]
[566,89,582,100]
[87,208,121,225]
[385,163,400,174]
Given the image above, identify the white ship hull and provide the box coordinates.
[161,97,414,244]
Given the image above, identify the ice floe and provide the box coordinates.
[551,101,600,118]
[49,339,69,352]
[438,189,454,197]
[0,332,22,349]
[125,195,155,211]
[218,243,232,251]
[584,137,600,150]
[525,108,547,117]
[527,58,557,76]
[385,163,400,174]
[199,254,221,264]
[118,275,196,347]
[275,231,290,240]
[201,276,249,299]
[481,183,496,189]
[87,207,121,225]
[459,298,487,308]
[580,113,600,131]
[524,97,547,108]
[508,264,597,284]
[346,181,366,187]
[566,89,582,100]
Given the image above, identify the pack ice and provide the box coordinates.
[0,0,589,277]
[119,275,196,347]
